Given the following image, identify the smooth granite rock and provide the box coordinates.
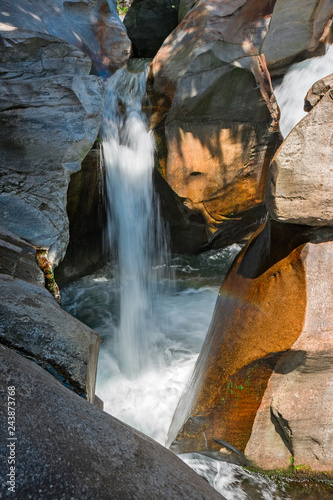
[261,0,333,75]
[0,29,104,264]
[0,0,131,72]
[151,0,281,252]
[0,344,224,499]
[267,89,333,226]
[246,241,333,471]
[167,221,333,455]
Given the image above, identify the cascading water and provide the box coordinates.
[102,60,167,378]
[274,45,333,137]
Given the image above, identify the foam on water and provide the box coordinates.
[274,45,333,137]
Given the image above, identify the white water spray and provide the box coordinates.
[102,61,167,378]
[274,45,333,137]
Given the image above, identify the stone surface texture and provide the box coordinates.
[124,0,180,58]
[0,0,131,72]
[246,241,333,471]
[0,29,104,264]
[167,221,333,456]
[267,89,333,226]
[262,0,333,75]
[55,146,106,286]
[0,227,100,402]
[151,0,282,252]
[0,344,224,500]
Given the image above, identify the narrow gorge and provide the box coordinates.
[1,1,333,499]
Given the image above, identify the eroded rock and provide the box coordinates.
[0,29,104,265]
[0,0,131,72]
[246,241,333,471]
[167,221,333,454]
[0,344,224,499]
[151,0,281,252]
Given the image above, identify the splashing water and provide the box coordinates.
[102,60,168,378]
[274,45,333,138]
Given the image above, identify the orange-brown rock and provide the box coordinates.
[151,0,281,251]
[246,240,333,471]
[167,221,333,454]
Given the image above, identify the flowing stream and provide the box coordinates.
[274,45,333,137]
[61,60,333,499]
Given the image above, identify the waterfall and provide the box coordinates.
[274,45,333,138]
[102,60,168,378]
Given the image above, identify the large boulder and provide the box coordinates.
[0,227,100,402]
[151,0,281,252]
[0,0,131,72]
[167,220,333,456]
[246,241,333,471]
[0,344,224,499]
[124,0,180,58]
[267,86,333,226]
[0,29,104,265]
[261,0,333,76]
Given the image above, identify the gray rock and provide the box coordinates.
[124,0,179,58]
[262,0,333,75]
[0,273,100,402]
[0,0,131,72]
[0,344,224,499]
[267,90,333,226]
[0,29,104,264]
[0,225,44,286]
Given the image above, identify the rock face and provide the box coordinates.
[246,241,333,471]
[124,0,180,58]
[0,226,100,402]
[0,344,224,500]
[262,0,333,75]
[0,29,104,265]
[267,88,333,226]
[55,146,106,286]
[167,220,333,456]
[0,0,131,73]
[151,0,282,252]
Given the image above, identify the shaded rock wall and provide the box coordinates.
[124,0,180,58]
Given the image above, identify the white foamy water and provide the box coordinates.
[102,61,168,378]
[274,45,333,137]
[181,454,289,500]
[62,247,240,444]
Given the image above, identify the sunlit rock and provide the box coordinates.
[246,241,333,471]
[262,0,333,76]
[0,29,104,265]
[0,344,225,499]
[167,220,333,454]
[151,0,281,252]
[267,86,333,226]
[0,0,131,73]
